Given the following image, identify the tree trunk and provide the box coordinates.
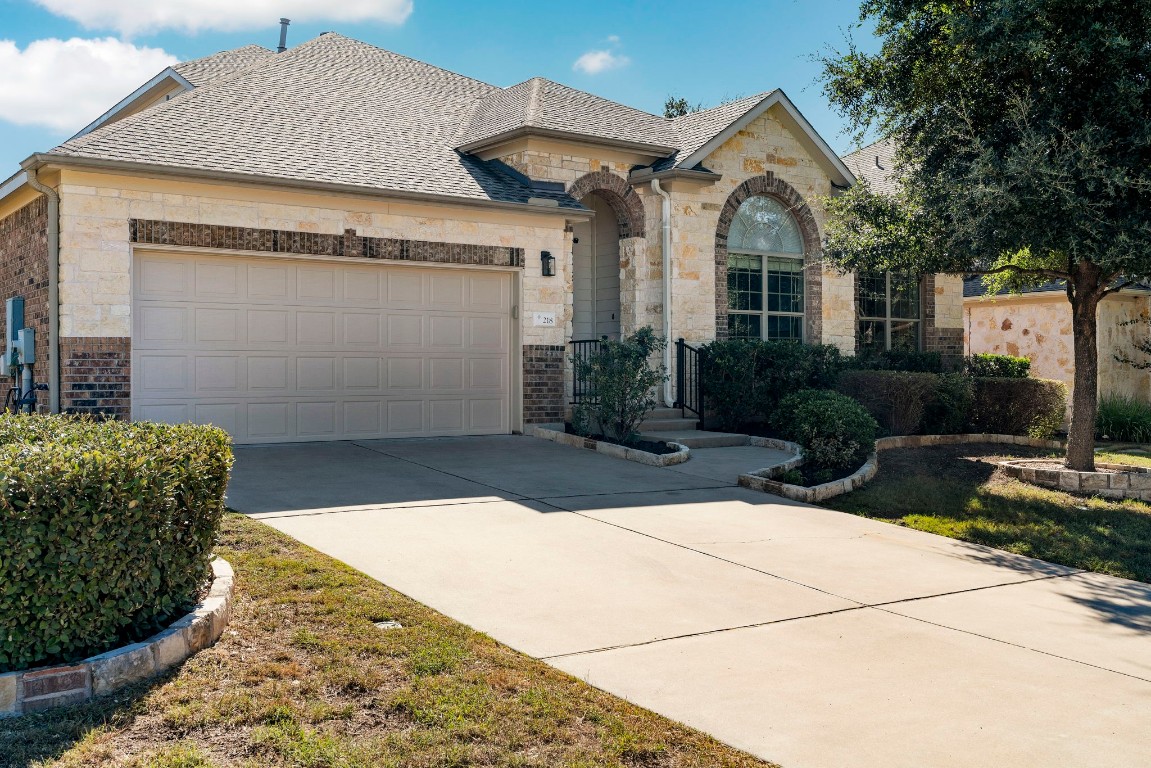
[1066,263,1103,472]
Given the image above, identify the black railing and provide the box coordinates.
[675,338,704,425]
[569,338,602,403]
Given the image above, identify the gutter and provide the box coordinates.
[651,178,674,407]
[457,126,677,157]
[22,153,593,221]
[629,167,721,185]
[22,168,60,413]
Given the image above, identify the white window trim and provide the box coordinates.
[728,248,806,342]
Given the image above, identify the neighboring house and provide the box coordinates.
[964,277,1151,404]
[840,139,965,359]
[0,33,962,444]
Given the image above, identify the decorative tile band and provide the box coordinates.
[130,220,524,268]
[0,558,234,718]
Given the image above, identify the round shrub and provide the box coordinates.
[0,415,233,673]
[775,389,879,471]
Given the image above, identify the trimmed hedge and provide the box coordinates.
[700,339,843,431]
[964,353,1031,378]
[0,415,233,673]
[851,349,945,373]
[775,389,878,471]
[837,370,976,436]
[968,378,1067,439]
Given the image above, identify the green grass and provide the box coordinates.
[0,514,771,768]
[824,444,1151,582]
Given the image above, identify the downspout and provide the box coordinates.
[24,169,60,413]
[651,178,673,407]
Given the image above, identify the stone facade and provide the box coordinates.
[0,197,51,395]
[965,291,1151,406]
[923,274,965,365]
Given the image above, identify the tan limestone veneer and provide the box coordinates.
[0,557,234,717]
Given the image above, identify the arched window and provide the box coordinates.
[726,196,805,341]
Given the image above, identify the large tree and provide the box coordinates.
[820,0,1151,470]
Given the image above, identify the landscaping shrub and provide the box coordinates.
[964,353,1031,378]
[774,389,878,471]
[836,370,939,435]
[968,378,1067,438]
[921,373,975,435]
[572,327,668,444]
[851,348,944,373]
[0,415,233,672]
[1096,394,1151,442]
[700,339,843,431]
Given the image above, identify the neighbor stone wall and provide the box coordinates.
[0,197,51,400]
[964,292,1151,411]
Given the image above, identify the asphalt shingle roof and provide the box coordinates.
[654,93,774,171]
[52,34,582,209]
[171,45,276,86]
[457,77,679,152]
[841,137,899,195]
[48,34,817,208]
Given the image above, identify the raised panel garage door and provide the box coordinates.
[132,252,512,443]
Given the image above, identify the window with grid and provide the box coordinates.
[856,271,922,353]
[726,196,805,341]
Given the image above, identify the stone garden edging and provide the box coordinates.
[0,557,235,717]
[738,433,1065,504]
[525,424,690,467]
[999,459,1151,500]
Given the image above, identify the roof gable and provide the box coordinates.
[456,77,678,154]
[664,91,855,187]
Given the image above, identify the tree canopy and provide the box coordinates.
[819,0,1151,470]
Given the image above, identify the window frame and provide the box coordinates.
[855,271,924,352]
[726,196,806,343]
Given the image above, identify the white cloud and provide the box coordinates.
[32,0,413,37]
[573,48,629,75]
[0,37,177,132]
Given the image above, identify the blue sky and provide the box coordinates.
[0,0,880,177]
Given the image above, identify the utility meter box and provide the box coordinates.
[16,328,34,365]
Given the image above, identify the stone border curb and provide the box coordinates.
[525,424,690,467]
[738,433,1064,504]
[1,558,234,718]
[1000,459,1151,500]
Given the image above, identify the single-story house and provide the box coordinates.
[964,277,1151,403]
[0,33,964,443]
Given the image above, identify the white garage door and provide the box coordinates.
[132,252,512,443]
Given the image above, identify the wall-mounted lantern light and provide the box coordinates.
[541,250,556,277]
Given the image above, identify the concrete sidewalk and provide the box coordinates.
[228,435,1151,768]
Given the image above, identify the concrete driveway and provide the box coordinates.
[228,435,1151,768]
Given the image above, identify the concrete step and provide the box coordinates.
[647,407,691,420]
[639,418,701,432]
[640,430,750,448]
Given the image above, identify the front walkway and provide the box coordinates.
[227,435,1151,768]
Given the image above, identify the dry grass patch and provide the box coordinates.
[0,514,770,768]
[825,443,1151,582]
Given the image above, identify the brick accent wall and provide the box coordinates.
[60,337,130,419]
[523,345,565,424]
[130,220,524,267]
[713,173,823,342]
[567,171,646,238]
[922,274,964,367]
[0,197,50,388]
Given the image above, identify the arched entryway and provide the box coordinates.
[567,171,647,341]
[572,193,622,340]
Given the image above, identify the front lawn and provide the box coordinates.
[1,514,770,768]
[824,444,1151,583]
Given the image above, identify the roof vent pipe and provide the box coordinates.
[277,18,291,53]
